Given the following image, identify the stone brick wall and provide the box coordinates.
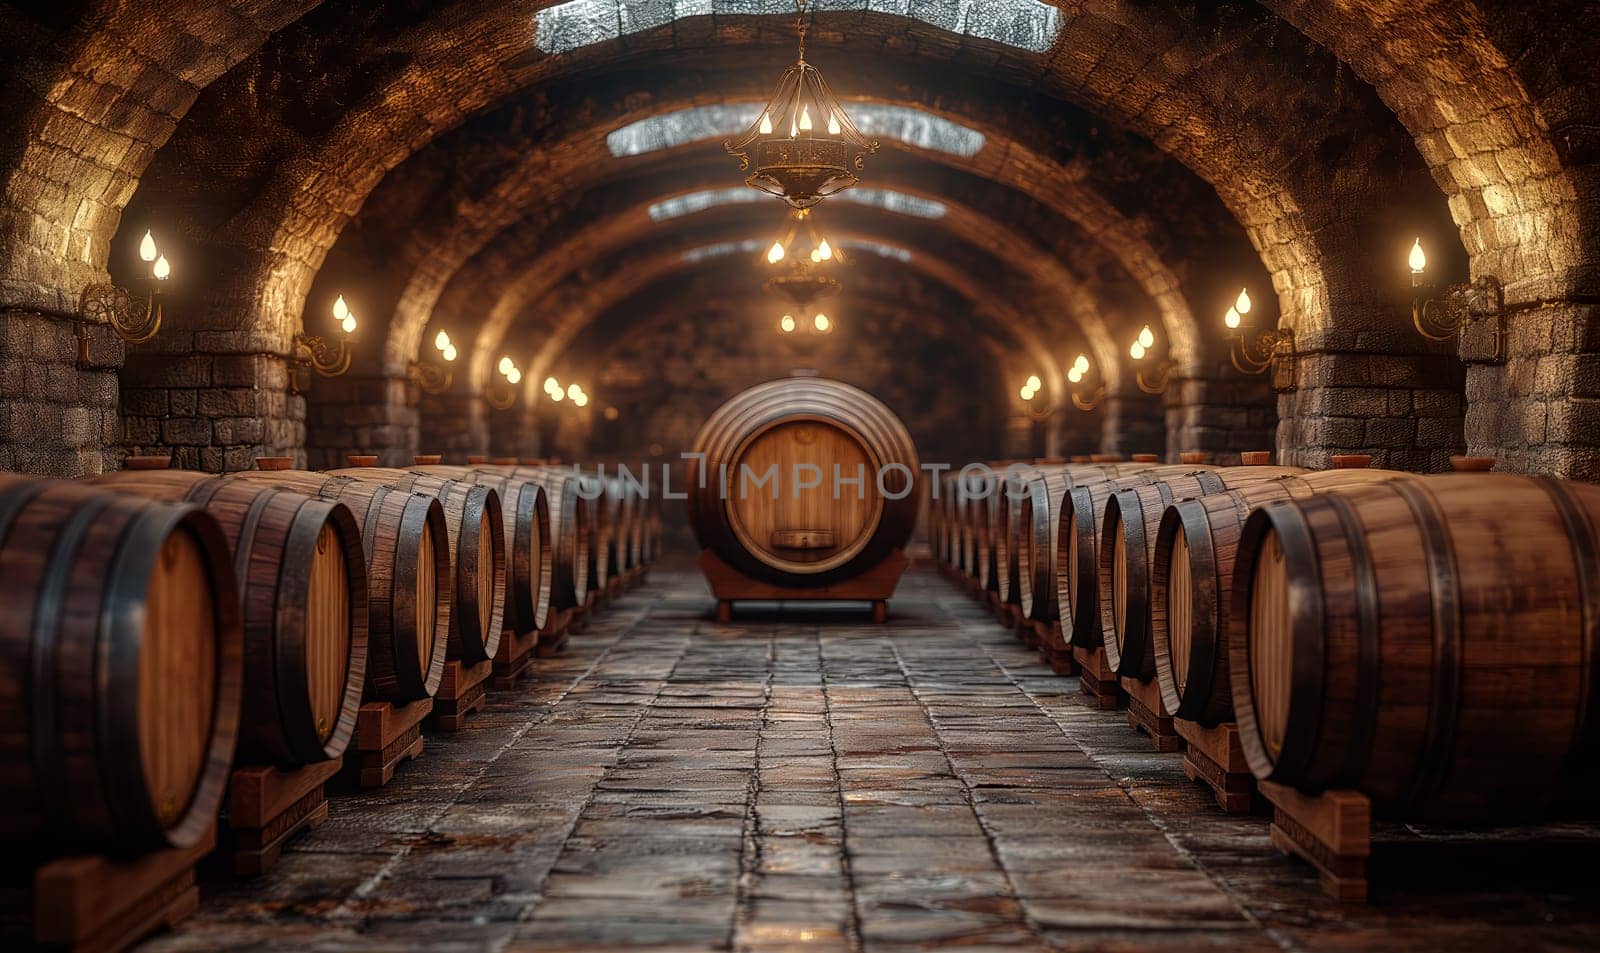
[122,350,305,471]
[0,311,121,476]
[1467,305,1600,478]
[304,374,416,470]
[1098,394,1167,461]
[1163,368,1279,465]
[417,392,491,464]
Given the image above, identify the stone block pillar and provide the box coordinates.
[0,311,123,475]
[304,374,417,469]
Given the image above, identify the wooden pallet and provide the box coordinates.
[1032,620,1078,675]
[1176,720,1256,814]
[347,698,431,789]
[225,759,340,876]
[538,609,573,657]
[30,825,214,953]
[702,549,907,625]
[1120,675,1182,752]
[1259,780,1371,902]
[1071,645,1125,709]
[432,658,492,732]
[493,624,539,690]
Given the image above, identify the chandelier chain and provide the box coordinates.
[796,0,808,60]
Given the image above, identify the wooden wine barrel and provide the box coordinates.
[1058,466,1220,650]
[0,477,243,852]
[416,465,552,636]
[1015,463,1155,628]
[331,467,505,665]
[1229,474,1600,821]
[1150,467,1410,726]
[1098,465,1306,680]
[484,466,590,611]
[231,469,450,703]
[991,464,1046,605]
[686,378,919,588]
[90,471,369,768]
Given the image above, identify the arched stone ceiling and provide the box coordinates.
[114,1,1464,361]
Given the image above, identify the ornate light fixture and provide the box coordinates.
[78,230,171,360]
[540,374,588,410]
[762,208,845,308]
[1066,354,1105,411]
[1129,325,1177,396]
[411,329,457,399]
[290,295,356,394]
[724,0,879,209]
[1019,375,1055,421]
[486,357,524,411]
[1408,238,1506,362]
[1224,287,1297,390]
[779,310,834,339]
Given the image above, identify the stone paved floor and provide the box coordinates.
[145,568,1600,952]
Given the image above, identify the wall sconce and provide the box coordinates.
[290,294,356,394]
[1066,353,1105,411]
[779,310,834,337]
[1019,375,1054,421]
[411,329,457,400]
[78,230,171,363]
[486,357,523,410]
[1129,325,1176,395]
[1409,238,1506,362]
[1224,287,1297,390]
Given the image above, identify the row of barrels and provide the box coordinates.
[932,452,1600,823]
[0,455,660,860]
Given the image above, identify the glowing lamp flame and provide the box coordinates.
[1138,326,1155,349]
[1020,386,1035,401]
[1130,340,1147,361]
[550,388,563,402]
[507,368,522,385]
[767,241,786,265]
[442,344,457,362]
[1225,306,1241,330]
[340,314,357,335]
[333,295,350,321]
[1073,354,1090,374]
[139,231,158,263]
[818,239,832,261]
[813,313,831,333]
[780,314,796,333]
[1067,368,1084,384]
[574,394,589,408]
[567,383,581,400]
[827,113,841,136]
[1026,375,1042,391]
[798,105,813,133]
[1236,288,1253,315]
[759,113,773,135]
[1409,238,1427,274]
[435,330,451,351]
[152,255,171,281]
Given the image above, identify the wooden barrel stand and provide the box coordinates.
[493,625,539,690]
[432,659,492,732]
[1259,781,1371,902]
[702,549,907,624]
[345,699,432,789]
[1071,645,1124,709]
[1119,675,1182,752]
[223,760,341,876]
[1174,719,1256,815]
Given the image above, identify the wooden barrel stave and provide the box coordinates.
[416,465,552,636]
[231,470,450,704]
[1150,468,1407,726]
[483,466,590,612]
[91,471,370,767]
[0,477,243,853]
[688,378,920,589]
[1228,474,1600,821]
[1099,466,1307,680]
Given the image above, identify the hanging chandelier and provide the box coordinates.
[724,0,879,209]
[761,208,844,308]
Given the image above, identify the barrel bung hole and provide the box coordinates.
[139,527,218,827]
[1249,528,1293,760]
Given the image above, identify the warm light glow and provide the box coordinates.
[813,313,831,333]
[574,393,589,408]
[1138,325,1155,349]
[1026,375,1042,391]
[1225,306,1241,330]
[818,239,833,261]
[540,372,555,388]
[1073,354,1090,375]
[1067,367,1084,384]
[507,368,522,385]
[1409,237,1427,274]
[827,113,841,136]
[798,104,813,133]
[333,295,350,321]
[604,405,620,421]
[340,313,357,335]
[809,248,823,264]
[780,314,796,333]
[1235,288,1253,315]
[767,241,786,265]
[435,330,451,351]
[151,255,171,281]
[1020,386,1034,401]
[759,113,773,135]
[139,231,158,263]
[567,383,581,400]
[442,344,457,362]
[1130,340,1147,361]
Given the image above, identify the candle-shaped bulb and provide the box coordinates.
[507,368,521,385]
[567,383,581,400]
[1409,237,1427,274]
[767,241,786,264]
[442,344,457,362]
[152,255,171,281]
[1236,288,1252,315]
[139,231,158,263]
[1138,325,1155,349]
[759,113,773,135]
[1067,368,1084,384]
[1020,386,1034,401]
[798,104,813,133]
[813,313,830,333]
[1130,340,1147,361]
[1225,306,1241,330]
[333,295,350,321]
[435,330,451,351]
[818,238,832,261]
[810,248,822,264]
[827,112,841,136]
[780,315,796,333]
[1073,354,1090,374]
[550,387,563,402]
[1026,375,1042,391]
[574,393,588,408]
[340,313,357,334]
